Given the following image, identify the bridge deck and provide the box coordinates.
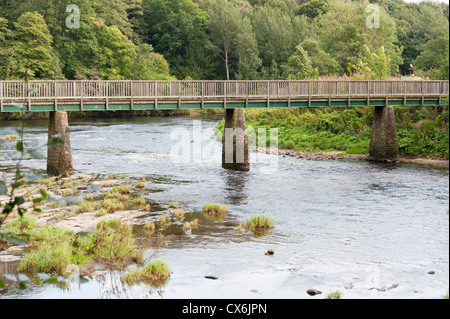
[1,80,448,112]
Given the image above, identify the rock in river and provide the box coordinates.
[307,289,322,296]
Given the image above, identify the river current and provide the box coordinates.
[0,115,448,299]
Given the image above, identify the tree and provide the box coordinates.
[283,44,319,80]
[251,5,310,79]
[0,17,13,78]
[206,0,260,80]
[415,35,449,80]
[347,45,392,80]
[90,20,136,80]
[298,38,339,76]
[130,44,175,80]
[140,0,210,79]
[314,0,403,75]
[11,11,63,79]
[296,0,329,19]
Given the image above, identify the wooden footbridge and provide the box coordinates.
[0,80,448,111]
[0,80,448,175]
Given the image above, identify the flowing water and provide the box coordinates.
[0,115,448,299]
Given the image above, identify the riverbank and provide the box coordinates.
[260,147,449,169]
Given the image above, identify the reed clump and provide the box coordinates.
[202,203,228,217]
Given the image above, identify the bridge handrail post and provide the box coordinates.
[201,81,205,109]
[224,81,227,109]
[308,80,311,108]
[288,81,291,108]
[348,81,351,107]
[130,81,134,110]
[155,81,158,110]
[0,82,3,112]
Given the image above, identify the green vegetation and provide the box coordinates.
[182,222,191,233]
[135,179,146,189]
[143,221,156,233]
[121,260,170,286]
[111,184,132,194]
[0,0,447,82]
[244,214,274,231]
[169,201,180,209]
[4,214,142,276]
[93,219,143,268]
[172,209,185,220]
[5,216,143,275]
[236,104,449,159]
[326,290,343,299]
[202,203,228,217]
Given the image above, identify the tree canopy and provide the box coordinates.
[0,0,448,80]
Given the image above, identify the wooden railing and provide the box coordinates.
[0,80,448,101]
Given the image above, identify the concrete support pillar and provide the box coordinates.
[368,105,400,163]
[47,111,73,177]
[222,109,250,171]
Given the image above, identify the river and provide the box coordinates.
[0,115,449,299]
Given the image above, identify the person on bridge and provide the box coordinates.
[409,64,415,78]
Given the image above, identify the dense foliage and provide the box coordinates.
[0,0,448,81]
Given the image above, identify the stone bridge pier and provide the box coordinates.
[222,109,250,171]
[44,106,401,177]
[368,105,400,163]
[47,111,73,177]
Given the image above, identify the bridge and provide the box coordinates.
[0,80,448,175]
[0,80,448,111]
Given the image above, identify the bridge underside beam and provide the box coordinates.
[47,111,73,177]
[0,98,443,113]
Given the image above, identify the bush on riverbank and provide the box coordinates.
[230,105,449,159]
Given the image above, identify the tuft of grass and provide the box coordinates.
[172,209,185,220]
[94,219,143,268]
[169,201,179,209]
[182,222,191,233]
[96,208,109,217]
[326,290,343,299]
[3,214,37,233]
[190,218,199,228]
[244,214,274,231]
[18,241,73,276]
[143,221,155,232]
[111,184,132,194]
[101,199,125,213]
[135,179,146,189]
[121,260,170,286]
[133,197,147,207]
[202,203,228,217]
[76,201,98,214]
[159,214,171,226]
